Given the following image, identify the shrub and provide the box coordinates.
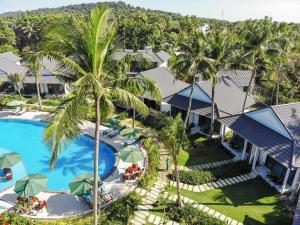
[138,138,161,189]
[42,98,64,106]
[168,204,226,225]
[139,110,170,130]
[169,170,214,185]
[105,191,142,224]
[116,111,129,120]
[169,161,251,185]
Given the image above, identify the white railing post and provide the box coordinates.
[241,140,248,160]
[252,147,259,171]
[292,168,300,190]
[282,168,291,192]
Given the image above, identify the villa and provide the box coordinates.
[219,103,300,193]
[0,51,69,96]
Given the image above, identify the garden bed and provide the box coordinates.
[169,160,251,185]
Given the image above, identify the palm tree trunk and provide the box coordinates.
[36,80,42,110]
[173,155,182,207]
[184,76,196,126]
[242,67,256,113]
[209,86,215,138]
[93,95,101,225]
[17,88,22,100]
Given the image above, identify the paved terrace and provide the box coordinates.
[0,111,143,219]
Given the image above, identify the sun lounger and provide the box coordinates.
[107,128,122,138]
[12,107,21,115]
[124,139,136,147]
[83,194,93,209]
[102,128,114,136]
[16,107,27,116]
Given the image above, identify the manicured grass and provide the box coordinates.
[168,178,293,225]
[149,200,176,218]
[177,142,233,166]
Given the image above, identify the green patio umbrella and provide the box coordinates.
[120,147,144,163]
[0,152,21,168]
[6,100,26,107]
[14,174,48,198]
[69,173,102,197]
[120,128,141,140]
[108,118,120,128]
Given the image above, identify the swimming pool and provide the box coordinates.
[0,119,116,191]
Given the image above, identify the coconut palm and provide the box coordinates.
[161,114,189,207]
[24,52,44,109]
[240,20,272,112]
[42,7,160,225]
[206,30,235,137]
[169,32,213,125]
[8,73,23,99]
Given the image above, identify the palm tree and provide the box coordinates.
[42,7,160,225]
[240,20,272,112]
[169,32,213,126]
[8,73,23,99]
[161,114,189,207]
[206,30,234,137]
[24,52,44,109]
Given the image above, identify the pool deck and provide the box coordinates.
[0,111,143,219]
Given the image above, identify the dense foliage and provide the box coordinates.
[169,161,251,185]
[138,138,161,189]
[0,192,141,225]
[168,204,226,225]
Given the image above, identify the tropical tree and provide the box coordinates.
[0,17,17,53]
[206,30,235,137]
[42,6,160,225]
[240,19,272,112]
[169,31,212,126]
[161,114,189,207]
[8,73,23,99]
[24,52,44,109]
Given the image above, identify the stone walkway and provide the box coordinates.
[130,178,170,225]
[169,172,257,192]
[164,193,243,225]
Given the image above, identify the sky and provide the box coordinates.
[1,0,300,22]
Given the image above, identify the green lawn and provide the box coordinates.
[168,178,293,225]
[177,142,233,166]
[148,200,176,218]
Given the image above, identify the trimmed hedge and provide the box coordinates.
[138,138,161,189]
[0,192,141,225]
[168,204,226,225]
[169,161,251,185]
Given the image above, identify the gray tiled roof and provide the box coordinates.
[23,75,62,84]
[218,70,253,88]
[0,51,21,63]
[220,114,297,168]
[272,103,300,167]
[0,58,28,78]
[165,94,214,117]
[156,50,171,63]
[140,67,189,99]
[197,77,256,117]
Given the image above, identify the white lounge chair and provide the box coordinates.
[16,107,27,116]
[12,107,21,115]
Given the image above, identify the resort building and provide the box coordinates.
[164,76,257,135]
[219,103,300,192]
[0,52,69,96]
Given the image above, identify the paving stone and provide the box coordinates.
[216,181,224,187]
[208,208,215,215]
[130,219,142,225]
[214,211,221,218]
[225,217,233,224]
[203,184,211,190]
[228,178,236,184]
[143,198,154,204]
[224,179,232,185]
[207,183,215,189]
[138,205,149,210]
[182,184,188,189]
[179,182,184,188]
[199,185,206,192]
[147,192,158,199]
[244,174,252,180]
[134,216,146,224]
[233,177,240,183]
[153,216,161,225]
[220,180,227,186]
[193,186,200,192]
[173,222,180,225]
[203,206,210,212]
[135,211,146,219]
[172,195,177,201]
[219,214,226,221]
[148,214,155,223]
[139,211,150,216]
[230,220,238,225]
[197,204,205,210]
[188,185,194,191]
[140,189,147,196]
[165,221,173,225]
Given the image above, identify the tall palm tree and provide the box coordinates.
[8,73,23,99]
[24,52,44,109]
[240,20,272,112]
[161,114,189,207]
[206,30,234,137]
[169,32,213,126]
[42,7,159,225]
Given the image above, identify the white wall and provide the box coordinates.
[160,102,171,113]
[188,112,199,125]
[247,108,291,140]
[258,150,268,165]
[178,85,211,103]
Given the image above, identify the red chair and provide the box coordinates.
[132,163,138,170]
[34,200,47,211]
[30,197,39,204]
[126,167,134,173]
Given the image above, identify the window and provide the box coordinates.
[265,155,287,181]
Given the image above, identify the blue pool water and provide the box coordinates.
[0,119,116,191]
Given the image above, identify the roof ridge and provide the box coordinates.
[271,102,300,107]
